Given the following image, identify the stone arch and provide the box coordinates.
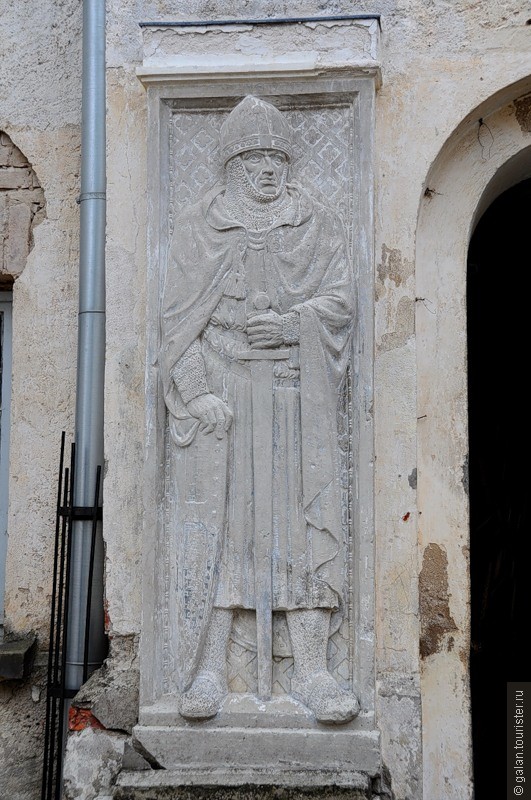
[0,132,45,288]
[415,76,531,799]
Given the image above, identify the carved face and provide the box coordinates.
[240,149,289,198]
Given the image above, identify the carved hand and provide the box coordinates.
[247,311,284,348]
[186,393,233,439]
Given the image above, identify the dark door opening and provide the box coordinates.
[468,178,531,797]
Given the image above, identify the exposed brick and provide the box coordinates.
[4,187,42,205]
[0,167,33,190]
[0,145,11,168]
[10,146,29,168]
[68,707,106,732]
[0,133,45,280]
[0,192,7,224]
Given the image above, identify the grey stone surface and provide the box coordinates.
[72,634,139,733]
[63,728,127,800]
[122,742,152,771]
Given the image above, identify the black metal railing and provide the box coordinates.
[41,432,102,800]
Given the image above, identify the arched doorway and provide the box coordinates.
[416,79,531,799]
[468,178,531,797]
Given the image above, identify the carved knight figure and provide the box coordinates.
[160,95,359,723]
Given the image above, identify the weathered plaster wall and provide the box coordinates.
[0,0,82,633]
[374,7,529,794]
[0,1,82,797]
[100,1,531,798]
[416,90,531,800]
[1,0,530,798]
[100,3,531,800]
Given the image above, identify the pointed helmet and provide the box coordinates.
[220,96,293,164]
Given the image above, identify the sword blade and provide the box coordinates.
[240,348,291,700]
[249,359,274,700]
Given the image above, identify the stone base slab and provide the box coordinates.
[133,723,380,780]
[138,694,376,730]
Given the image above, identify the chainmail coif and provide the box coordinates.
[223,155,292,232]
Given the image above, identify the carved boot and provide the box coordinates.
[179,670,228,720]
[287,608,360,724]
[179,607,232,720]
[291,669,360,724]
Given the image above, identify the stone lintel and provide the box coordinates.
[137,17,381,88]
[136,57,381,86]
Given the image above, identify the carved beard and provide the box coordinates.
[223,155,291,232]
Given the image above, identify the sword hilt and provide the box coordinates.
[239,348,290,361]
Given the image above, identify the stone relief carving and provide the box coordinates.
[160,96,359,724]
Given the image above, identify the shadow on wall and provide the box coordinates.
[468,176,531,800]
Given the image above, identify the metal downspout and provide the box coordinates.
[65,0,107,698]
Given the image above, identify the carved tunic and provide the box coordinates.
[160,184,354,678]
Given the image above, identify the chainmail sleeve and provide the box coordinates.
[170,339,209,405]
[282,310,300,345]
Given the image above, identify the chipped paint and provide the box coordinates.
[379,295,415,352]
[378,245,414,289]
[514,94,531,132]
[461,454,469,496]
[419,544,458,659]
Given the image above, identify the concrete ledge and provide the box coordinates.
[114,770,372,799]
[0,636,37,681]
